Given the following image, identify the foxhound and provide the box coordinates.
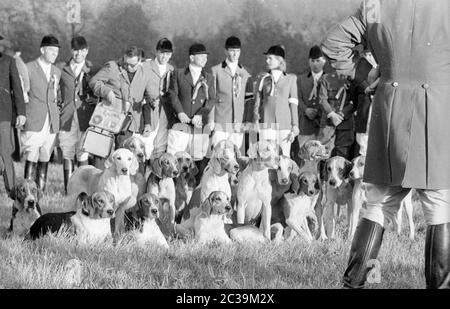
[236,140,279,240]
[176,140,241,237]
[124,193,169,249]
[147,152,179,235]
[194,191,233,244]
[67,148,139,235]
[319,156,353,240]
[282,171,320,242]
[174,151,198,222]
[9,179,42,237]
[27,191,115,242]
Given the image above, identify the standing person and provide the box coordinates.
[322,0,450,289]
[210,36,251,150]
[89,46,151,148]
[57,36,97,194]
[292,45,326,164]
[141,38,175,160]
[317,69,356,161]
[167,43,216,179]
[0,34,26,196]
[22,35,61,192]
[253,45,299,156]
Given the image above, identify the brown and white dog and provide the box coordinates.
[147,152,179,234]
[176,140,241,235]
[124,193,169,248]
[121,135,147,174]
[319,156,353,240]
[281,171,320,242]
[298,140,331,174]
[9,179,42,237]
[349,155,415,240]
[174,151,198,222]
[67,148,139,235]
[193,191,233,244]
[236,140,279,240]
[27,191,116,242]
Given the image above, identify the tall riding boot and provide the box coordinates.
[343,218,385,288]
[195,158,210,184]
[425,223,450,289]
[36,161,49,192]
[63,159,74,195]
[24,160,37,181]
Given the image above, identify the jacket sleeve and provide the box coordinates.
[321,0,371,83]
[10,58,26,117]
[168,70,184,115]
[297,76,308,114]
[342,83,357,119]
[288,75,299,127]
[89,62,115,99]
[318,77,333,115]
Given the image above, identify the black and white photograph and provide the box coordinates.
[0,0,449,292]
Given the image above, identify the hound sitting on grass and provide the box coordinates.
[8,179,42,237]
[27,191,116,243]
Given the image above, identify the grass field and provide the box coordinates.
[0,163,427,289]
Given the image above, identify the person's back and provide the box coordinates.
[321,0,450,289]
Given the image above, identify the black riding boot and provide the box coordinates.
[425,223,450,289]
[24,160,37,181]
[78,159,89,167]
[343,218,385,288]
[36,161,49,192]
[63,159,74,195]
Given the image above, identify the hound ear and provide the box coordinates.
[289,160,301,194]
[136,197,145,219]
[151,157,163,178]
[319,160,328,182]
[189,160,199,177]
[130,155,139,175]
[9,184,18,200]
[202,196,214,214]
[76,192,90,213]
[105,152,116,169]
[343,160,353,180]
[210,153,222,175]
[315,175,321,192]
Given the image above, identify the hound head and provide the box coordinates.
[299,140,330,161]
[76,191,116,219]
[201,191,232,216]
[105,148,139,176]
[247,140,279,170]
[150,152,179,179]
[122,135,147,163]
[175,151,198,177]
[276,155,300,189]
[209,140,241,175]
[298,172,321,197]
[135,193,161,220]
[10,179,42,214]
[322,156,352,189]
[350,155,366,180]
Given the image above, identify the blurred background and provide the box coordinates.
[0,0,360,76]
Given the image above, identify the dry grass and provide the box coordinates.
[0,163,426,289]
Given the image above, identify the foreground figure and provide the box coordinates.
[321,0,450,289]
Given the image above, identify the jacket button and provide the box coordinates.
[422,83,430,89]
[392,82,399,87]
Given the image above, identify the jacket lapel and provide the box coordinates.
[150,60,162,78]
[184,67,194,87]
[34,59,50,83]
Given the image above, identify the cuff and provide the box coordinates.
[288,98,299,105]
